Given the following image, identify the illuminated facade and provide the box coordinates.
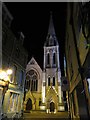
[24,13,65,113]
[24,57,42,111]
[0,3,28,119]
[41,13,64,113]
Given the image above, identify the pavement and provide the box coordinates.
[20,111,70,120]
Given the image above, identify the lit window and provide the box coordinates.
[87,78,90,93]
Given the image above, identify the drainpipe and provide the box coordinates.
[69,2,89,119]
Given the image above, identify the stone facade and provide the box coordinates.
[65,2,90,119]
[24,57,42,111]
[0,3,28,119]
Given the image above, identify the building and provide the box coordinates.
[24,57,42,111]
[24,13,68,113]
[0,3,28,119]
[65,2,90,119]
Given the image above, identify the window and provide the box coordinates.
[53,53,56,64]
[48,77,50,86]
[29,80,30,89]
[47,53,50,65]
[87,78,90,93]
[20,70,23,86]
[34,80,36,91]
[26,70,38,91]
[36,80,38,91]
[13,65,17,83]
[31,80,33,91]
[53,77,55,86]
[27,80,29,90]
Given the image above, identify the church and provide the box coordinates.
[24,13,65,113]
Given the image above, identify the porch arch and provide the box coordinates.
[26,98,32,110]
[50,101,55,112]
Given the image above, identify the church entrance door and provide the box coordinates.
[50,102,55,112]
[26,98,32,110]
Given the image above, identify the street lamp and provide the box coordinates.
[0,68,13,118]
[0,69,13,80]
[6,69,13,75]
[0,69,13,92]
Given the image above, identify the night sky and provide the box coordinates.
[5,2,67,75]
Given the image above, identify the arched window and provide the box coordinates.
[25,75,30,90]
[47,53,50,65]
[48,77,50,86]
[33,80,36,91]
[36,80,38,91]
[29,80,30,89]
[31,80,33,91]
[53,53,56,64]
[53,77,55,86]
[26,70,38,91]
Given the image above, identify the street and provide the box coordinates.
[20,111,70,120]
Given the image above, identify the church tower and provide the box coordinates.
[41,12,64,113]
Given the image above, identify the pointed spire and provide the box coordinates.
[44,11,59,47]
[48,11,56,35]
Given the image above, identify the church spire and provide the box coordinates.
[44,11,58,47]
[48,11,56,35]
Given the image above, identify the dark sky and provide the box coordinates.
[5,2,67,75]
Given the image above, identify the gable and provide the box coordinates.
[28,57,37,65]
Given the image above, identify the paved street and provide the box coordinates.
[20,111,70,120]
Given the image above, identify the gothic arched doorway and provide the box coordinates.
[50,102,55,112]
[26,98,32,110]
